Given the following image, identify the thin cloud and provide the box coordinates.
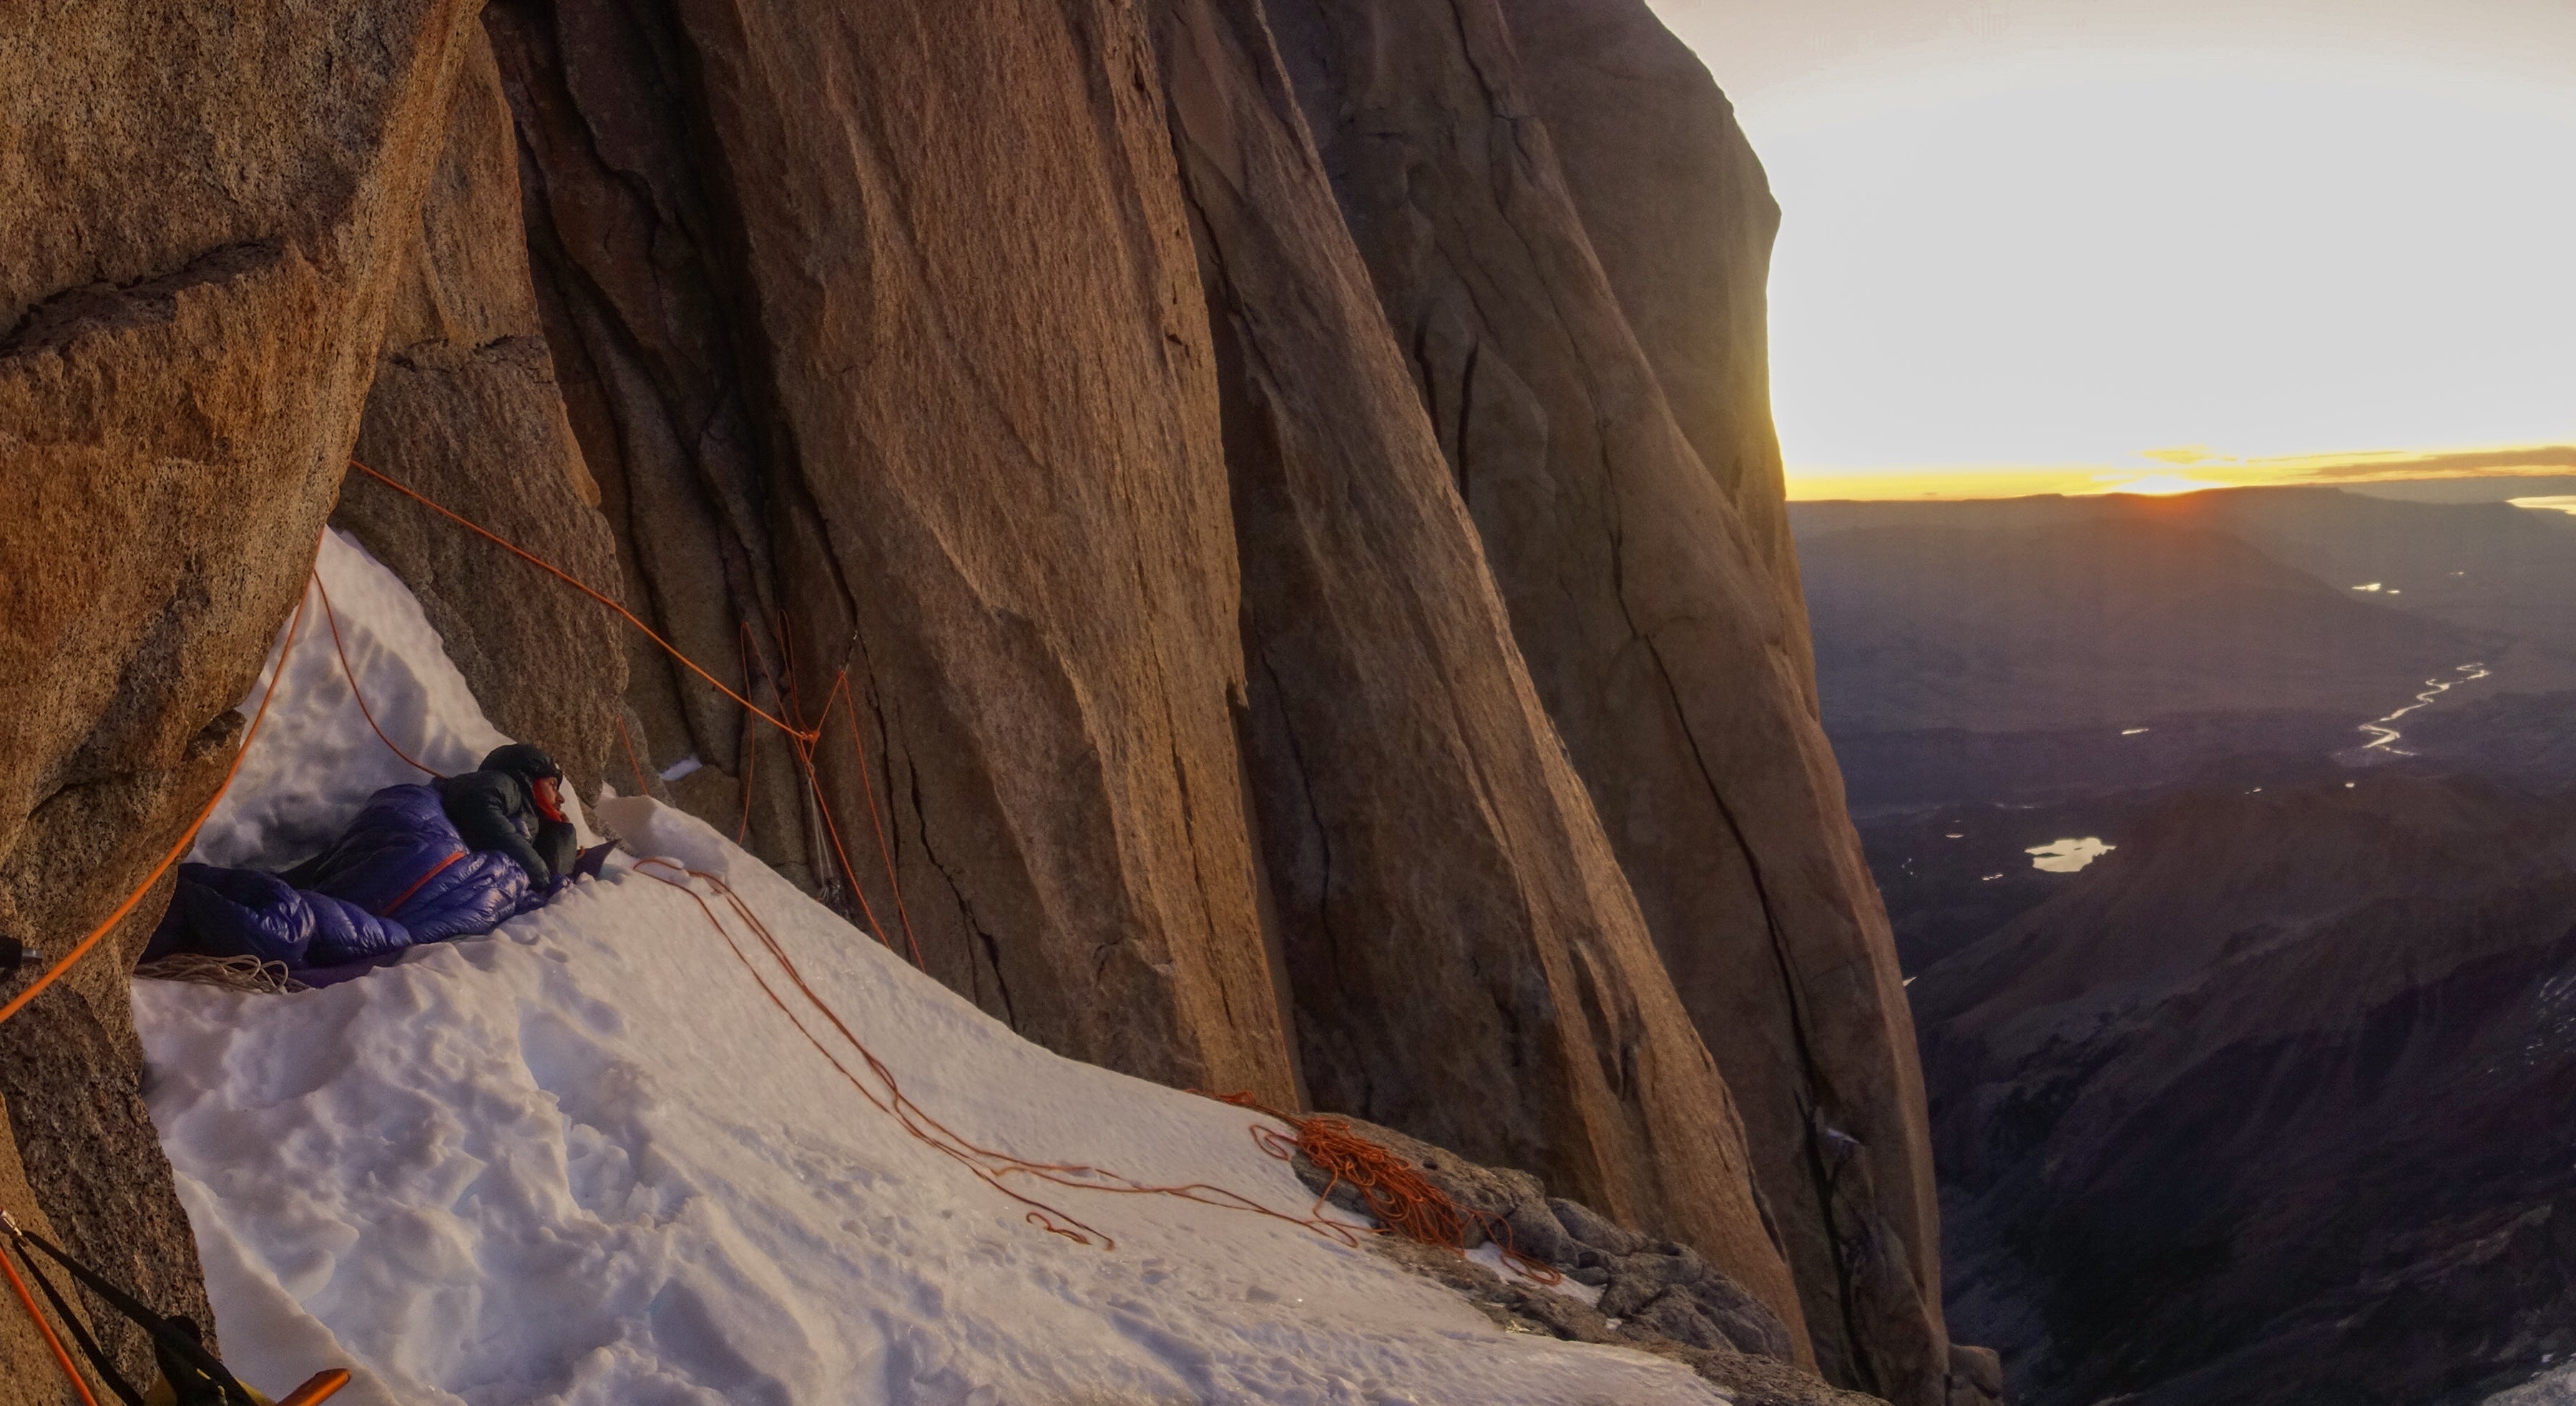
[2251,445,2576,479]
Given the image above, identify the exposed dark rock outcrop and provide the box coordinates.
[1263,0,1953,1396]
[1290,1115,1883,1405]
[1919,772,2576,1405]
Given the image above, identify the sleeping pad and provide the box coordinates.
[147,783,549,972]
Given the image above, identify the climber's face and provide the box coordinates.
[532,775,566,823]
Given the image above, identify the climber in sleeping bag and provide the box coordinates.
[146,744,581,975]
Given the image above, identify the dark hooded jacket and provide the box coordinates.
[435,743,577,887]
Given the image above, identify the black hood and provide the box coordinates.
[479,743,563,784]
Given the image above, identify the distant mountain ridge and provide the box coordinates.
[1791,487,2576,809]
[1798,512,2483,735]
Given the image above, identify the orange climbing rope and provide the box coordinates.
[780,678,886,948]
[2,1236,99,1406]
[351,461,928,968]
[630,859,1368,1252]
[821,672,926,970]
[0,555,318,1029]
[348,460,821,745]
[1206,1092,1563,1282]
[614,713,653,797]
[315,571,444,778]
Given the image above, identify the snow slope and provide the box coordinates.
[136,532,1723,1405]
[2489,1364,2576,1405]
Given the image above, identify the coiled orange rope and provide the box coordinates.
[0,551,320,1029]
[1206,1092,1562,1282]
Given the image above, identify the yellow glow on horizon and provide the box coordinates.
[2100,474,2223,497]
[1719,54,2576,499]
[1786,444,2576,502]
[2139,446,2225,467]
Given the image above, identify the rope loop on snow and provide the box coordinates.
[132,952,308,996]
[1203,1092,1564,1284]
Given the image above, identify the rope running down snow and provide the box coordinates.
[631,859,1374,1254]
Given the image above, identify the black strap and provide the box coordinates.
[14,1228,258,1406]
[9,1237,147,1406]
[155,1317,248,1406]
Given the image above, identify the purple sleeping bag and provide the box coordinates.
[148,783,542,972]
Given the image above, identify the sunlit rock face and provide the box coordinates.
[4,2,1951,1397]
[1263,0,1956,1398]
[1918,772,2576,1406]
[1147,0,1806,1343]
[335,34,628,803]
[486,0,1301,1107]
[0,1,503,1392]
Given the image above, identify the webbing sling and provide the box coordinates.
[9,1236,145,1405]
[2,1211,256,1406]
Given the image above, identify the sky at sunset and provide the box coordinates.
[1645,0,2576,499]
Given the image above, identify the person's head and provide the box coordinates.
[481,743,567,822]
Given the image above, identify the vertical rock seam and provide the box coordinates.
[336,29,630,801]
[491,0,1300,1105]
[1150,0,1808,1343]
[1263,0,1954,1398]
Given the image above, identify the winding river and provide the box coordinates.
[2356,663,2491,755]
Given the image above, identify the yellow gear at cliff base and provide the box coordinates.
[143,1367,349,1406]
[142,1378,271,1406]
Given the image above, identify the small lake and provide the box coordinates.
[2027,836,2115,873]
